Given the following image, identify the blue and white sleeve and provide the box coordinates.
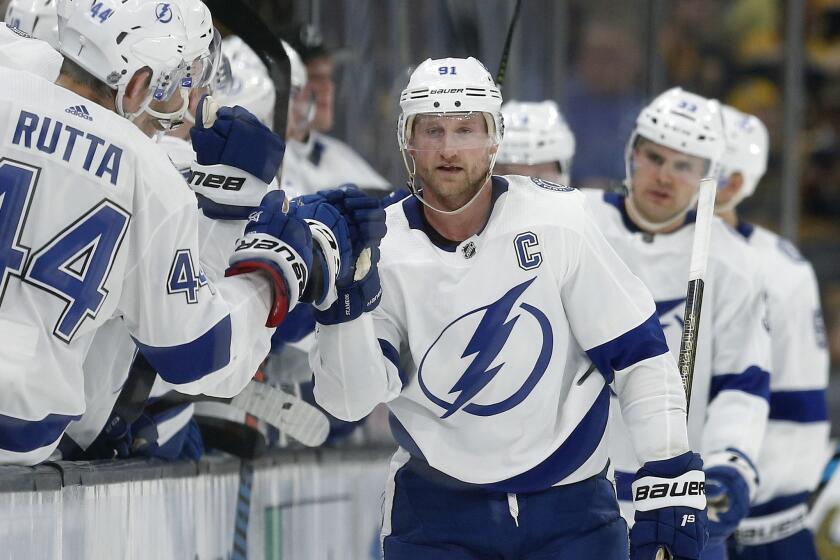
[561,211,690,464]
[119,189,274,398]
[702,263,771,480]
[751,265,829,507]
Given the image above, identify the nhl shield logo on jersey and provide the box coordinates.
[417,277,553,419]
[462,241,476,259]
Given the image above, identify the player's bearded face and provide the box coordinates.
[630,139,709,224]
[408,113,496,210]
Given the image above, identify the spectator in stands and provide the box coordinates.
[281,22,390,194]
[562,19,644,190]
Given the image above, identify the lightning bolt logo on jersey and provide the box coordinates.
[418,277,553,419]
[316,175,685,491]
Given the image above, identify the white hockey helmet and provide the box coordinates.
[56,0,214,126]
[719,104,769,208]
[216,35,276,127]
[627,87,726,180]
[5,0,59,48]
[397,57,503,214]
[624,87,726,231]
[398,57,503,149]
[497,100,575,183]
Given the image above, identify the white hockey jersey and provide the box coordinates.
[732,222,829,543]
[282,132,390,195]
[0,69,275,464]
[583,190,772,515]
[311,175,691,491]
[67,135,269,450]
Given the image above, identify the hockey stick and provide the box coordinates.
[677,177,716,414]
[495,0,523,88]
[154,380,330,447]
[656,177,717,560]
[202,0,291,136]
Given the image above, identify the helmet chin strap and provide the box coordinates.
[401,149,499,216]
[624,178,700,234]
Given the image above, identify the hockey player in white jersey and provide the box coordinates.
[280,23,390,195]
[574,88,772,560]
[310,56,709,560]
[714,106,830,560]
[0,0,342,465]
[494,99,575,185]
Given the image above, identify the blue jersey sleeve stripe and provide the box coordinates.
[586,313,669,382]
[0,412,80,453]
[134,315,232,385]
[708,366,771,403]
[615,470,635,501]
[379,338,408,386]
[768,389,828,423]
[748,491,811,517]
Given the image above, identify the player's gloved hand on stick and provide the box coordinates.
[703,449,757,547]
[289,194,351,310]
[188,95,284,218]
[227,190,313,328]
[306,185,387,324]
[630,451,708,560]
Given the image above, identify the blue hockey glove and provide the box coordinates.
[630,451,708,560]
[227,190,313,327]
[704,449,758,547]
[308,185,387,324]
[289,194,352,309]
[191,95,284,182]
[130,408,204,461]
[188,96,284,218]
[315,185,388,266]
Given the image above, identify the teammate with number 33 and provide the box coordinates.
[309,57,707,559]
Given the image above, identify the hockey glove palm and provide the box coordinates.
[704,449,757,546]
[630,451,708,560]
[227,190,313,327]
[189,96,284,218]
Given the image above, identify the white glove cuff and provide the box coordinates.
[704,450,759,501]
[229,233,306,312]
[305,219,341,311]
[631,470,707,512]
[188,162,270,207]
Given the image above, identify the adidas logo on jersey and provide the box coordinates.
[65,105,93,121]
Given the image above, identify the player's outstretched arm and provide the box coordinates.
[559,200,705,559]
[121,101,312,400]
[307,189,397,421]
